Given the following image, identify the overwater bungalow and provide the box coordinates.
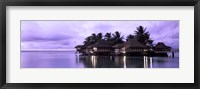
[113,43,124,55]
[153,42,172,56]
[75,44,88,55]
[121,39,148,56]
[86,40,113,55]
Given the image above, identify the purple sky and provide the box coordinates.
[21,21,179,50]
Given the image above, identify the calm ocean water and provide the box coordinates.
[21,51,179,68]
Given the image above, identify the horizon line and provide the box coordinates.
[21,49,76,51]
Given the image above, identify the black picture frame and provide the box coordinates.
[0,0,199,89]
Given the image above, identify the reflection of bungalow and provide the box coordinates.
[121,39,148,56]
[153,42,172,56]
[87,40,113,55]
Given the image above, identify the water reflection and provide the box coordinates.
[91,56,97,67]
[75,55,179,68]
[150,57,153,68]
[21,51,179,68]
[123,56,126,68]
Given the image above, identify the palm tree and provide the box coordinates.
[97,33,103,41]
[83,33,97,45]
[134,26,153,45]
[83,33,104,45]
[112,31,124,44]
[90,33,97,44]
[104,32,112,41]
[104,32,113,44]
[126,34,135,41]
[146,39,154,46]
[83,36,92,45]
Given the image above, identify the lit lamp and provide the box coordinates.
[122,47,126,53]
[93,47,97,52]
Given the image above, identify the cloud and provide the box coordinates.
[94,24,113,32]
[21,21,179,49]
[22,34,73,42]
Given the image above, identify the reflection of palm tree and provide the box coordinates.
[134,26,153,45]
[112,31,124,44]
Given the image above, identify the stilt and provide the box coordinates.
[172,51,174,58]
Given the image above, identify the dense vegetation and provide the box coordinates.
[83,26,153,46]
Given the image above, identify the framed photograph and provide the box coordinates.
[1,0,199,89]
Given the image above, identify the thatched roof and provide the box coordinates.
[87,40,113,48]
[124,39,147,48]
[75,44,89,49]
[75,45,83,48]
[113,43,124,48]
[154,42,171,49]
